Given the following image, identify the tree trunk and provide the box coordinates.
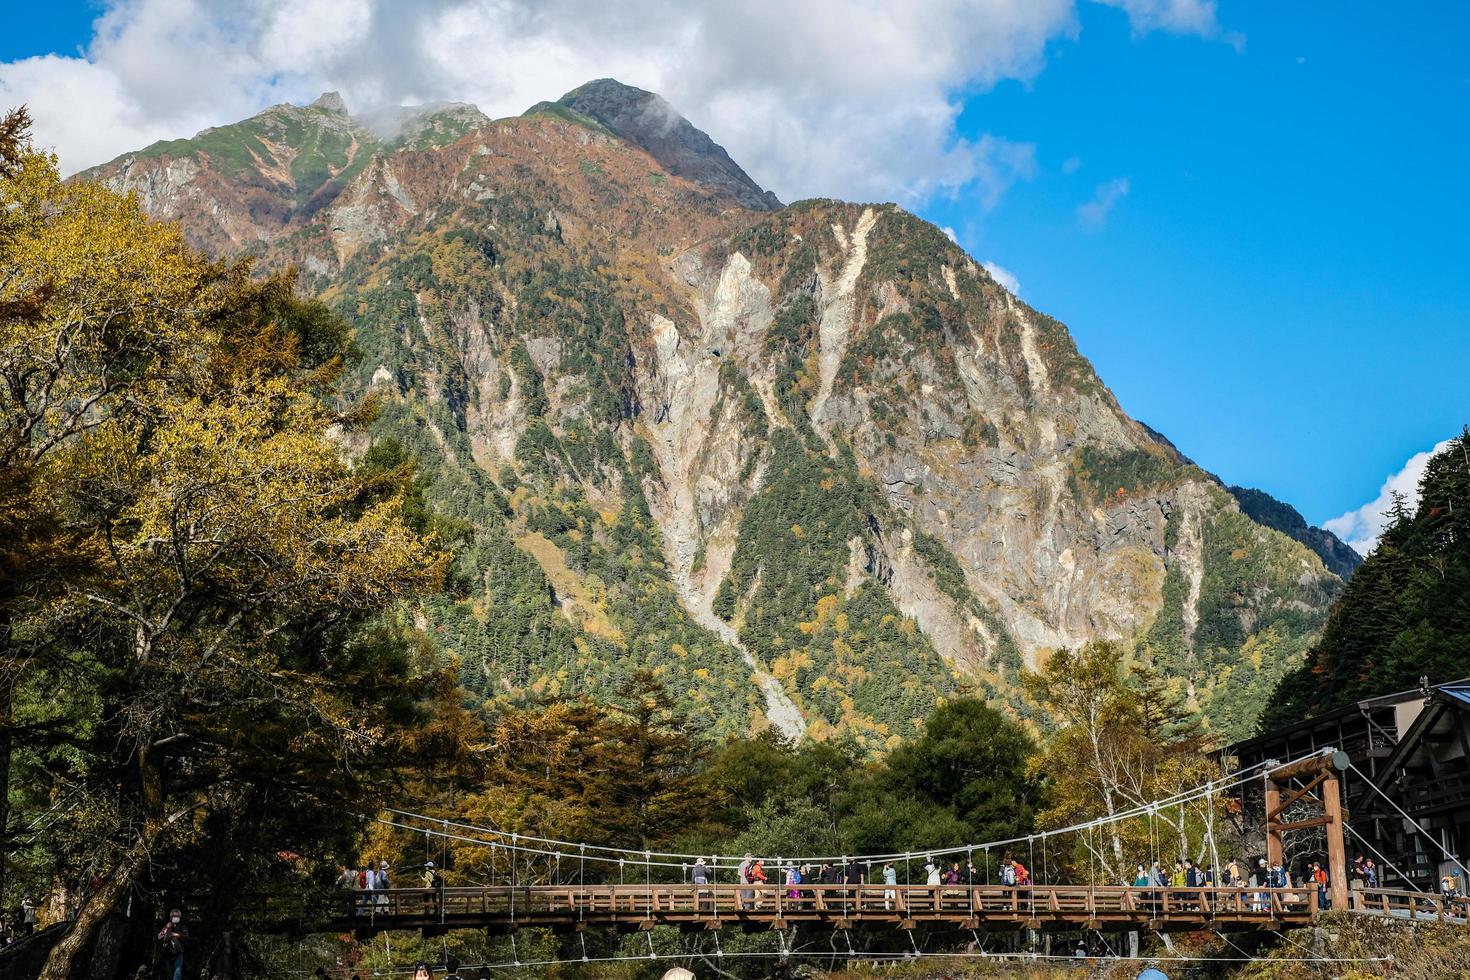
[36,835,153,980]
[39,743,186,980]
[0,610,16,904]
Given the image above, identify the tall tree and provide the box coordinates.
[1265,429,1470,725]
[1,106,225,906]
[0,118,448,979]
[1025,643,1224,883]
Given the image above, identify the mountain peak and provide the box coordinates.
[548,78,781,211]
[309,91,349,115]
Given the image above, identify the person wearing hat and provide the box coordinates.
[375,861,391,911]
[423,861,444,914]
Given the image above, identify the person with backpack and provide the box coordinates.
[749,858,768,908]
[423,861,444,915]
[157,909,189,980]
[1312,862,1329,910]
[375,861,391,911]
[784,864,801,901]
[737,853,754,909]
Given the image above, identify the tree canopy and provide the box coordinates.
[1264,429,1470,727]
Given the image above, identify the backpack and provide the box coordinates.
[357,870,368,889]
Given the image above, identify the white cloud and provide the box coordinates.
[1093,0,1245,51]
[982,260,1021,295]
[1076,176,1130,230]
[2,0,1238,206]
[1061,155,1083,174]
[941,226,959,243]
[1324,439,1454,556]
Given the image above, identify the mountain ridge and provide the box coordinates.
[80,81,1342,744]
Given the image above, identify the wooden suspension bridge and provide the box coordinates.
[333,882,1322,937]
[300,749,1467,941]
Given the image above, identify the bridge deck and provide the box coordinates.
[334,884,1317,935]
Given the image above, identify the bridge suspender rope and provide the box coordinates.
[380,753,1290,868]
[1348,761,1470,883]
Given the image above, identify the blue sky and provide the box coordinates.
[3,0,1464,541]
[921,2,1469,534]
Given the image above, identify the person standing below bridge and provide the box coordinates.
[156,908,188,980]
[18,897,36,936]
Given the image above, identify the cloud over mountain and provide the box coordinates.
[1325,438,1455,556]
[4,0,1233,205]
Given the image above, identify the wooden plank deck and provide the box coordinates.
[333,884,1318,935]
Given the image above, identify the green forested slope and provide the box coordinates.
[1263,429,1470,727]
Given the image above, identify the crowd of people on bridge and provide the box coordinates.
[328,846,1423,921]
[337,860,447,915]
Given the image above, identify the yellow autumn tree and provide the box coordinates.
[0,114,449,980]
[1024,643,1230,885]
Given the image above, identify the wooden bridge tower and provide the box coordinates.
[1264,750,1350,910]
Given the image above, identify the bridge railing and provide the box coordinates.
[1355,887,1470,922]
[341,883,1316,925]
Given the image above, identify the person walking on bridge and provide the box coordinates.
[843,857,864,911]
[737,853,753,909]
[375,861,391,912]
[882,862,897,910]
[423,861,444,915]
[691,857,710,911]
[749,858,768,908]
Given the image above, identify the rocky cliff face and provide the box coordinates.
[81,83,1340,745]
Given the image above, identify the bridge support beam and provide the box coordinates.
[1265,750,1350,911]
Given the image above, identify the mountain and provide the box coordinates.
[82,83,1343,746]
[1226,486,1362,579]
[1136,423,1360,580]
[530,79,782,212]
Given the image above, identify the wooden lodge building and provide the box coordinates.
[1227,679,1470,889]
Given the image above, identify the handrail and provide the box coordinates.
[330,883,1318,928]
